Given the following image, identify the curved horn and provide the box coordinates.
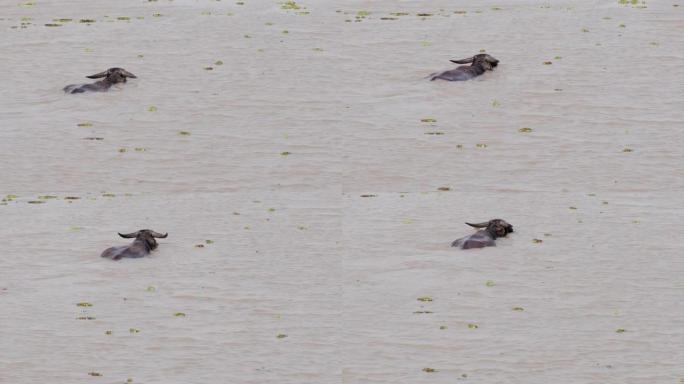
[466,221,490,228]
[451,57,474,64]
[119,69,137,78]
[150,231,168,238]
[118,231,139,238]
[86,70,109,79]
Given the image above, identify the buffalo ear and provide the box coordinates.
[451,57,474,64]
[118,232,138,238]
[86,70,109,79]
[120,69,137,78]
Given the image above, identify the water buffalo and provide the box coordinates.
[429,54,499,81]
[101,230,167,260]
[63,67,137,94]
[451,219,513,249]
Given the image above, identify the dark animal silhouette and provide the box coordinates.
[430,54,499,81]
[451,219,513,249]
[64,67,137,94]
[101,230,167,260]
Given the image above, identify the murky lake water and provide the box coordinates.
[1,1,683,383]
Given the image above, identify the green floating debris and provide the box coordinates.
[280,151,291,156]
[174,312,186,317]
[79,19,96,23]
[615,328,626,333]
[129,328,140,334]
[417,296,433,302]
[146,286,156,292]
[519,127,533,133]
[491,99,501,107]
[543,61,553,65]
[117,16,130,21]
[39,195,58,200]
[77,122,93,127]
[77,316,96,320]
[102,193,115,197]
[148,106,157,112]
[88,372,102,377]
[437,187,450,191]
[105,330,112,335]
[439,325,448,330]
[360,194,376,198]
[77,302,93,307]
[45,23,62,27]
[467,323,478,329]
[532,238,543,244]
[421,118,437,123]
[281,0,301,9]
[179,131,191,136]
[28,200,45,204]
[205,240,214,244]
[276,333,288,338]
[214,60,223,65]
[476,143,488,148]
[485,280,496,287]
[422,368,437,373]
[623,148,633,152]
[513,307,525,311]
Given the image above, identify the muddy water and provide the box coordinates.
[1,1,683,383]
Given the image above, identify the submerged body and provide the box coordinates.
[451,219,513,249]
[101,229,167,260]
[430,54,499,81]
[64,67,136,94]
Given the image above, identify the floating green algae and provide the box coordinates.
[417,296,433,302]
[467,323,478,329]
[281,1,300,9]
[77,302,93,307]
[276,333,288,338]
[174,312,186,317]
[519,127,533,133]
[422,368,437,373]
[420,118,437,123]
[485,280,496,287]
[179,131,191,136]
